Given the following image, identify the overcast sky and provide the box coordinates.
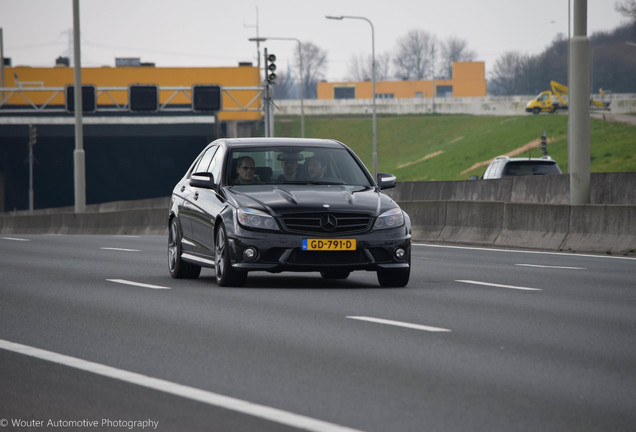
[0,0,629,81]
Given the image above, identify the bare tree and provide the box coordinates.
[346,52,391,81]
[294,41,327,99]
[440,37,476,79]
[392,30,436,80]
[616,0,636,20]
[346,54,367,81]
[272,70,295,100]
[375,53,392,81]
[488,51,527,95]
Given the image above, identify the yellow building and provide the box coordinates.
[317,61,486,100]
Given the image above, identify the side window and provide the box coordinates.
[208,147,225,185]
[191,146,218,175]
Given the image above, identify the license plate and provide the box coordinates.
[302,239,356,251]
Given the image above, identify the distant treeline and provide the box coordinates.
[488,23,636,95]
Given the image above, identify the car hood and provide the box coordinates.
[225,184,396,216]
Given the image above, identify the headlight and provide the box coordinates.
[237,207,279,231]
[373,208,404,230]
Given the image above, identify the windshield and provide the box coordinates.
[227,146,373,187]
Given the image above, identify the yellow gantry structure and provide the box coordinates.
[1,64,262,121]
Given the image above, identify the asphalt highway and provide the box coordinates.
[1,234,635,432]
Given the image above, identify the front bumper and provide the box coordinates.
[227,226,411,273]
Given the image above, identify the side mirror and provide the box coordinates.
[469,175,479,181]
[189,172,216,189]
[376,173,397,190]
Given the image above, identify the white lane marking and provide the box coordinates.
[456,280,542,291]
[100,247,141,252]
[413,243,636,261]
[1,237,31,242]
[106,279,171,290]
[347,316,452,333]
[515,263,586,270]
[0,339,363,432]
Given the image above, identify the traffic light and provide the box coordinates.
[129,84,159,112]
[192,84,222,112]
[65,85,96,113]
[29,124,37,146]
[266,53,277,84]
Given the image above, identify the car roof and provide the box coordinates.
[216,137,345,149]
[507,159,556,163]
[494,156,556,163]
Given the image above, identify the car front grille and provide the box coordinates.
[281,212,372,235]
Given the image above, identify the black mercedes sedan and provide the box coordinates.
[168,138,411,287]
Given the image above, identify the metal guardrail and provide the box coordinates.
[0,85,264,114]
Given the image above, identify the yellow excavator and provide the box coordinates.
[525,80,610,114]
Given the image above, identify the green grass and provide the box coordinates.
[274,114,636,180]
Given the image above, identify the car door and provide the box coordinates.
[189,145,227,257]
[181,145,218,254]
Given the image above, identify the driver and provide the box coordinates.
[233,156,261,184]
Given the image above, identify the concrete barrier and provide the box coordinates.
[2,178,635,255]
[0,207,168,235]
[495,203,571,250]
[398,200,635,255]
[562,205,636,254]
[439,201,504,246]
[276,94,636,116]
[387,173,636,205]
[399,201,446,241]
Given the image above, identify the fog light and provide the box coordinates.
[243,247,258,261]
[394,248,406,260]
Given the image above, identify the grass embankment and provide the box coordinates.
[275,114,636,181]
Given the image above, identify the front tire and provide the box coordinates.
[320,270,351,280]
[214,223,247,287]
[168,218,201,279]
[377,252,411,287]
[377,267,410,287]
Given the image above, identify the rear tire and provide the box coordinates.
[168,218,201,279]
[214,224,247,287]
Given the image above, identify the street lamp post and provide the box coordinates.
[326,15,377,178]
[73,0,86,213]
[249,37,305,138]
[569,0,591,205]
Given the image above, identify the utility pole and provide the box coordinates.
[249,37,305,137]
[244,6,261,70]
[431,45,436,115]
[28,125,36,214]
[262,48,277,137]
[73,0,86,213]
[569,0,591,204]
[325,15,377,177]
[1,28,5,103]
